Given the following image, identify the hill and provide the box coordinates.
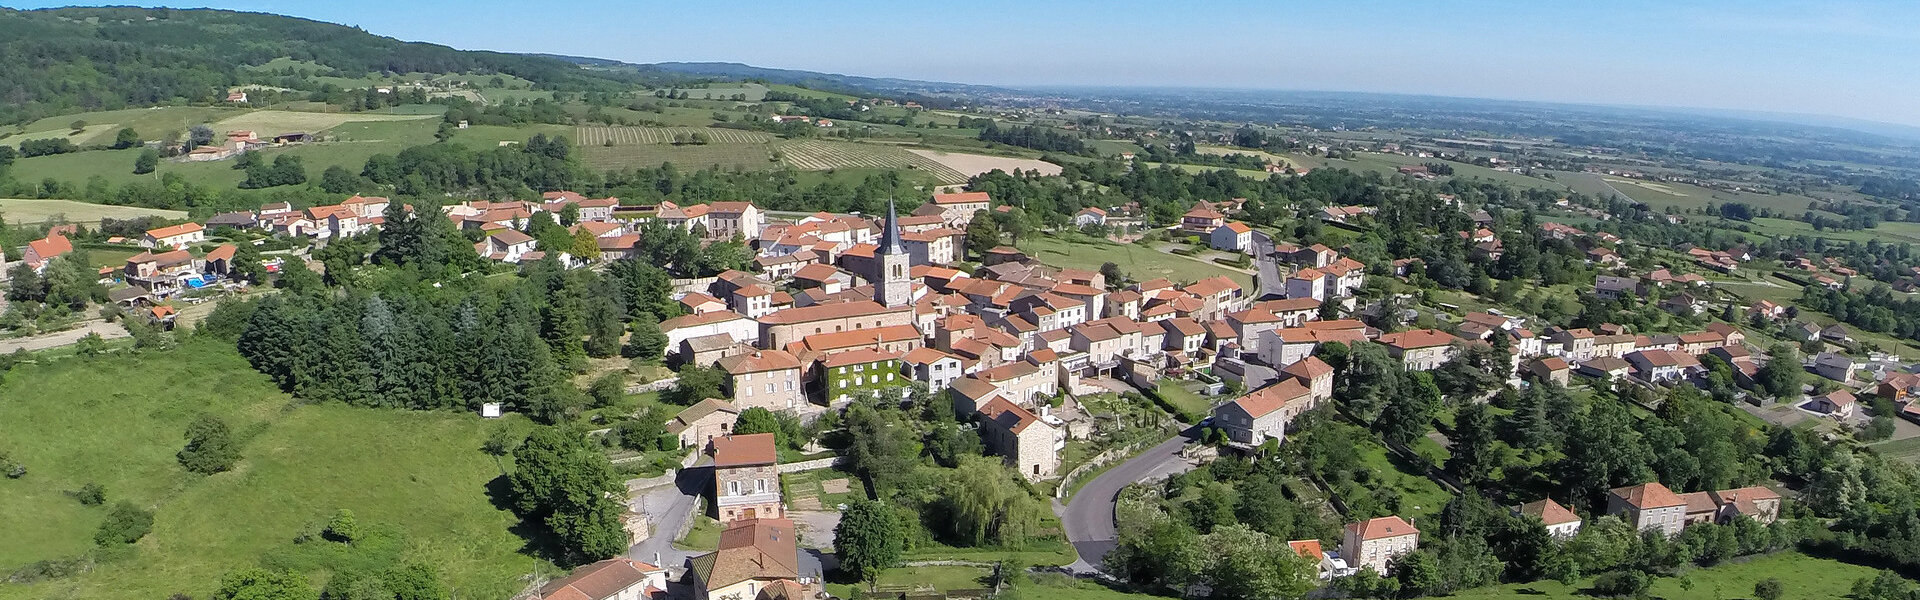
[0,6,648,125]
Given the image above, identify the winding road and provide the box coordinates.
[1058,431,1198,574]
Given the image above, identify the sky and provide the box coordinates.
[12,0,1920,126]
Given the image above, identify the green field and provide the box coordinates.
[210,110,437,138]
[782,141,969,182]
[0,340,545,600]
[1450,552,1879,600]
[1353,439,1453,525]
[1017,237,1255,288]
[1140,161,1275,180]
[12,118,441,190]
[0,198,187,224]
[576,126,773,145]
[672,83,770,101]
[5,107,248,148]
[580,142,777,171]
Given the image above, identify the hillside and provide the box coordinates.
[0,6,650,125]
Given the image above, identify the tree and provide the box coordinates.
[1106,501,1202,592]
[214,567,314,600]
[835,500,906,585]
[1755,344,1803,399]
[665,364,724,405]
[572,228,602,262]
[94,501,155,546]
[231,242,269,285]
[507,427,628,565]
[582,295,624,358]
[1391,551,1442,598]
[1446,403,1500,486]
[1200,524,1315,600]
[113,127,141,149]
[586,372,626,408]
[940,456,1046,547]
[381,563,450,600]
[734,407,785,442]
[133,149,159,174]
[178,414,240,474]
[965,215,1001,258]
[1377,371,1441,446]
[319,165,360,194]
[324,508,360,543]
[1099,261,1127,289]
[623,312,668,361]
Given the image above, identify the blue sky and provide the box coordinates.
[12,0,1920,126]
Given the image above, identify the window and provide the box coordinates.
[755,479,766,493]
[728,481,740,495]
[765,383,774,394]
[839,380,848,389]
[785,380,793,391]
[886,373,895,381]
[854,364,864,372]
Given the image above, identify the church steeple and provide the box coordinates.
[873,198,912,308]
[877,197,904,255]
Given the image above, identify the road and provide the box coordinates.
[628,466,709,570]
[0,320,128,354]
[1058,431,1197,574]
[1250,230,1285,299]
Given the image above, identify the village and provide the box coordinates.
[7,179,1900,600]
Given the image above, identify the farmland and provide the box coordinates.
[905,148,1058,180]
[210,110,438,138]
[1451,552,1879,600]
[5,107,248,148]
[10,118,441,190]
[575,126,772,145]
[785,141,969,181]
[0,340,545,600]
[0,198,187,224]
[580,142,776,171]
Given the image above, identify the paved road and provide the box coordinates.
[1250,230,1285,300]
[628,466,709,570]
[1058,432,1197,574]
[0,320,128,354]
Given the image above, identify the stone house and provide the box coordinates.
[1608,482,1687,537]
[711,434,783,523]
[1211,379,1314,445]
[667,398,741,450]
[1341,516,1420,575]
[717,350,809,415]
[977,396,1064,480]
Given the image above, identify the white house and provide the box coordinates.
[1073,207,1108,228]
[1209,222,1253,252]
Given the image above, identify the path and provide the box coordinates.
[1058,431,1198,574]
[627,466,709,570]
[0,320,127,354]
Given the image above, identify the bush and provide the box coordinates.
[1589,571,1649,597]
[177,414,240,475]
[94,502,155,546]
[323,508,359,543]
[71,482,106,506]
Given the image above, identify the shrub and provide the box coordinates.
[93,502,155,546]
[71,482,106,506]
[323,508,359,543]
[177,414,240,474]
[1589,571,1649,597]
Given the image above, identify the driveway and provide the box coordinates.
[0,320,128,354]
[628,466,709,570]
[1058,431,1197,574]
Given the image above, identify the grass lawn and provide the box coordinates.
[1353,440,1453,525]
[0,198,187,225]
[1017,237,1254,288]
[782,467,870,508]
[825,565,989,598]
[901,537,1078,567]
[0,339,546,600]
[1449,552,1880,600]
[1155,382,1215,421]
[675,515,722,551]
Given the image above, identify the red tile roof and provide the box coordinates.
[1611,482,1686,509]
[712,433,778,467]
[1517,498,1581,526]
[1347,515,1419,541]
[716,350,802,374]
[757,301,903,324]
[537,557,663,600]
[145,222,204,240]
[1229,379,1310,419]
[932,191,991,205]
[26,235,73,261]
[978,396,1041,434]
[819,348,902,368]
[1378,328,1457,350]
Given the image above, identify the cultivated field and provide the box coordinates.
[1017,237,1253,288]
[580,142,776,171]
[906,148,1061,179]
[0,340,544,600]
[786,141,969,182]
[0,198,187,224]
[209,110,437,138]
[1195,144,1296,168]
[575,126,772,145]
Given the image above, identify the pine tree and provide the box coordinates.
[583,293,625,359]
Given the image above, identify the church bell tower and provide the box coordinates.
[874,198,912,308]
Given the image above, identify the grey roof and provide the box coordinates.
[683,332,737,353]
[877,197,905,255]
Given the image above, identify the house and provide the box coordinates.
[925,191,992,227]
[536,557,668,600]
[711,434,783,522]
[205,211,259,230]
[717,350,809,415]
[901,347,967,392]
[1879,372,1920,402]
[1180,206,1227,234]
[1679,491,1722,526]
[1377,329,1459,370]
[819,348,909,404]
[1813,352,1857,382]
[686,518,816,600]
[1594,275,1640,300]
[977,396,1064,480]
[1320,206,1374,223]
[661,311,760,360]
[1526,357,1571,386]
[22,234,73,271]
[667,398,741,450]
[1211,379,1315,446]
[679,292,729,315]
[475,230,538,263]
[1515,498,1582,539]
[1806,389,1856,419]
[1209,222,1253,252]
[706,202,764,240]
[1341,516,1420,575]
[1626,349,1699,383]
[1749,300,1786,321]
[1288,539,1345,581]
[1073,207,1107,227]
[1821,324,1853,343]
[1282,356,1335,404]
[1577,356,1632,382]
[142,222,205,249]
[1710,486,1783,525]
[1608,482,1687,537]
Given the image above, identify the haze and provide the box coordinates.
[11,0,1920,126]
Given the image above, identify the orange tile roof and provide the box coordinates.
[1517,498,1581,526]
[145,222,204,239]
[757,301,903,325]
[204,244,237,262]
[790,325,922,354]
[978,396,1040,434]
[1220,221,1252,234]
[1347,515,1419,541]
[26,235,73,260]
[1611,482,1685,509]
[537,557,663,600]
[1378,328,1457,350]
[819,348,902,368]
[1282,356,1333,380]
[901,347,960,366]
[716,350,802,374]
[696,518,800,589]
[1230,379,1310,418]
[932,191,991,205]
[1287,539,1323,560]
[712,433,778,467]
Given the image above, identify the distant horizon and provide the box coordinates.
[11,0,1920,130]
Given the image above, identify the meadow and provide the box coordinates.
[11,118,441,190]
[0,340,546,600]
[210,110,437,138]
[0,198,187,224]
[1449,552,1880,600]
[5,107,247,147]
